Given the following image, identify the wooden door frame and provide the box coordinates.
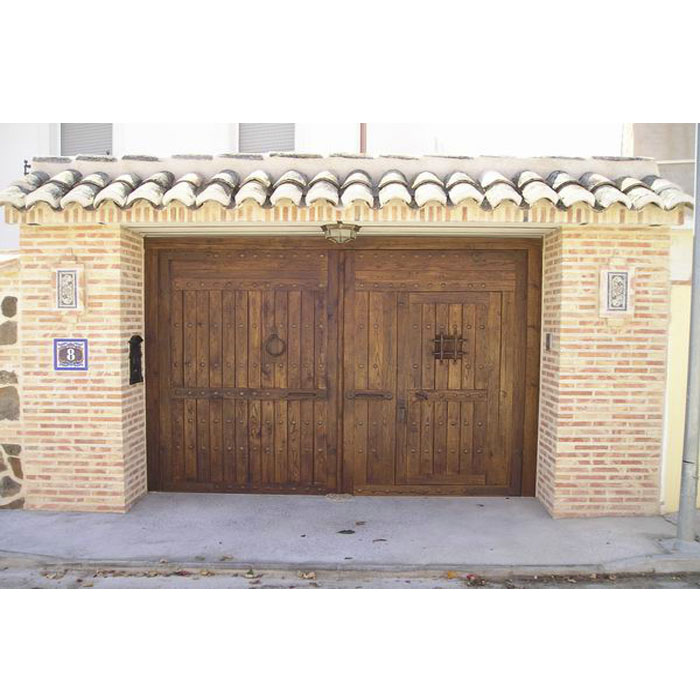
[144,235,541,496]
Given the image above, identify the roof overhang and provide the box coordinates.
[1,153,692,230]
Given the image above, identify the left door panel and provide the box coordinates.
[147,246,339,494]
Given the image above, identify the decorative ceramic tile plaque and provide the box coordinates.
[55,268,79,310]
[600,268,635,318]
[606,271,629,311]
[53,338,88,371]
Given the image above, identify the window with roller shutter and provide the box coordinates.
[60,123,113,156]
[238,123,295,153]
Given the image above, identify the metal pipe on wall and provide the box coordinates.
[677,123,700,543]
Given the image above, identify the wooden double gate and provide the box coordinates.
[146,237,541,496]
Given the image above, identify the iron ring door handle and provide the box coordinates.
[264,333,287,357]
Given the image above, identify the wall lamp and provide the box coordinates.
[321,221,360,244]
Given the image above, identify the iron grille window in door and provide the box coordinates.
[238,123,295,153]
[60,123,113,156]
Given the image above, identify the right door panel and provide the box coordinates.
[343,247,528,496]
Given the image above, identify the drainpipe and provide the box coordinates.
[677,123,700,544]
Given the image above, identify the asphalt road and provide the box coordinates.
[2,564,699,589]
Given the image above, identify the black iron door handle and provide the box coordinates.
[264,333,287,357]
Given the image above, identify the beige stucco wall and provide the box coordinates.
[661,228,700,512]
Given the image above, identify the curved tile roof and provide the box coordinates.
[0,153,693,213]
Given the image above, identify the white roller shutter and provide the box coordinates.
[61,123,113,156]
[238,123,295,153]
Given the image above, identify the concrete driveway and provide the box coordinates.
[1,493,698,575]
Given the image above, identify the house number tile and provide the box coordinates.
[53,338,88,371]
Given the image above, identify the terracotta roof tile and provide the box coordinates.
[0,153,692,214]
[126,171,174,207]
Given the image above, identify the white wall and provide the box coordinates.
[295,123,624,157]
[0,123,55,247]
[296,124,359,154]
[364,123,624,157]
[113,123,237,156]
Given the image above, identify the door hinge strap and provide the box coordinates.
[345,390,393,400]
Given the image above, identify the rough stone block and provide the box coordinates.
[1,296,17,318]
[0,321,17,345]
[9,456,22,479]
[0,475,20,498]
[0,370,18,385]
[0,386,19,420]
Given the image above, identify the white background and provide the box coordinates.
[0,0,697,697]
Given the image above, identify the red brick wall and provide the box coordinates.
[538,226,671,517]
[19,225,145,512]
[15,221,673,516]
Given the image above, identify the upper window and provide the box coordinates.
[238,123,295,153]
[60,123,113,156]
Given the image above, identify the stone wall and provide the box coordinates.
[0,253,23,508]
[538,226,671,517]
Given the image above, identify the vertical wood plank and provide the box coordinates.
[367,292,396,485]
[274,290,289,484]
[196,398,210,482]
[419,303,436,478]
[433,303,449,476]
[235,291,248,388]
[171,290,183,387]
[313,290,328,485]
[300,290,315,483]
[261,291,275,483]
[485,292,504,484]
[171,399,184,482]
[209,290,222,388]
[460,304,476,475]
[234,291,249,484]
[196,290,209,387]
[473,302,489,477]
[209,399,223,483]
[353,290,369,487]
[235,399,249,485]
[404,301,422,482]
[184,398,197,481]
[248,290,262,484]
[222,290,236,387]
[326,248,340,492]
[223,399,237,483]
[288,291,302,483]
[183,291,197,388]
[446,303,463,474]
[489,289,514,486]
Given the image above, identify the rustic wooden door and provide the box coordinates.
[147,245,339,493]
[342,248,530,495]
[147,238,539,497]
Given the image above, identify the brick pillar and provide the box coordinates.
[19,225,146,512]
[538,226,671,517]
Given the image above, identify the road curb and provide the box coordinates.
[3,551,700,578]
